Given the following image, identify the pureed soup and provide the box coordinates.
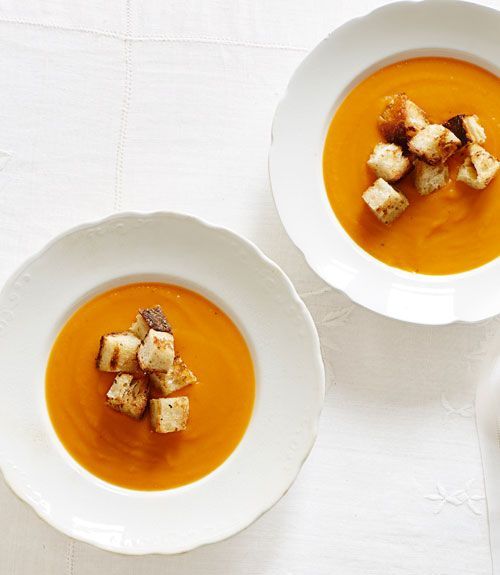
[323,57,500,274]
[46,283,255,490]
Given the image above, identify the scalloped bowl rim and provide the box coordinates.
[0,211,325,555]
[269,0,500,325]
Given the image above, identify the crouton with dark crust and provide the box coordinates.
[129,305,172,340]
[378,93,428,151]
[443,114,486,146]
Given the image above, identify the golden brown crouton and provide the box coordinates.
[106,373,149,419]
[367,142,413,182]
[378,93,428,150]
[414,160,449,196]
[457,144,499,190]
[150,397,189,433]
[408,124,461,165]
[362,178,409,224]
[150,356,198,396]
[137,329,175,373]
[96,332,141,372]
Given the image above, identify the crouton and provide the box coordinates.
[362,178,409,224]
[367,142,412,182]
[129,305,172,340]
[106,373,149,419]
[129,314,150,341]
[408,124,461,165]
[414,160,449,196]
[443,114,486,146]
[378,93,428,150]
[137,329,175,373]
[150,356,198,396]
[150,397,189,433]
[457,143,499,190]
[96,332,141,372]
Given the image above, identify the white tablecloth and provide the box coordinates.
[1,1,499,573]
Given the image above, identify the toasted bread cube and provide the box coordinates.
[408,124,461,165]
[150,356,198,396]
[378,93,428,150]
[443,114,486,146]
[457,144,499,190]
[138,329,174,373]
[129,305,172,340]
[150,397,189,433]
[96,332,140,372]
[367,142,412,182]
[414,160,449,196]
[362,178,409,224]
[129,314,149,340]
[106,373,149,419]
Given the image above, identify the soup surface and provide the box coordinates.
[46,282,255,490]
[323,57,500,274]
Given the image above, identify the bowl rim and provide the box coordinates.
[0,210,325,555]
[269,0,500,325]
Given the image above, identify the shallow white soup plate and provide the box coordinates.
[0,212,324,555]
[269,0,500,325]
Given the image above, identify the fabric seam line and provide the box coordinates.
[0,17,308,52]
[113,0,133,211]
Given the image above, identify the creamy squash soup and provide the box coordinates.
[323,57,500,274]
[46,282,255,490]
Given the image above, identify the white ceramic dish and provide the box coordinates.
[269,0,500,325]
[0,212,324,555]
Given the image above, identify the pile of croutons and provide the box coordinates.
[96,305,198,433]
[362,93,500,224]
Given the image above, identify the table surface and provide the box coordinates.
[1,1,499,573]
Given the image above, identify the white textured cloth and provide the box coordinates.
[0,1,499,573]
[477,350,500,574]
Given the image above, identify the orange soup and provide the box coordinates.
[46,282,255,490]
[323,57,500,274]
